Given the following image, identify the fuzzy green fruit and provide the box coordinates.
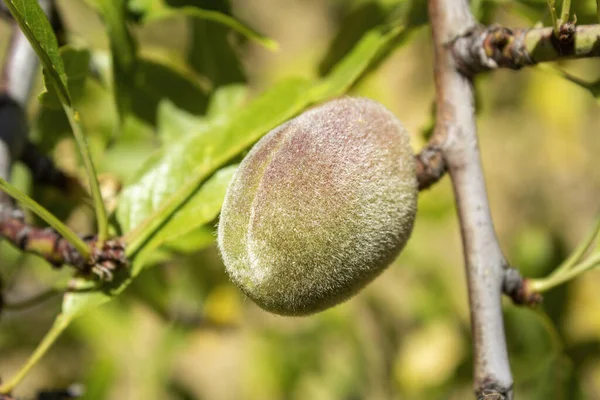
[218,97,417,316]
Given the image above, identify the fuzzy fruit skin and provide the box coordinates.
[218,97,417,316]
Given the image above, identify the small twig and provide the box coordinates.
[560,0,572,26]
[415,146,446,190]
[502,268,543,306]
[547,0,560,35]
[0,176,91,257]
[0,216,128,280]
[453,24,600,74]
[0,215,87,269]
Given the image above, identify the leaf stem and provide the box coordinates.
[530,253,600,293]
[560,0,571,24]
[0,177,90,258]
[0,315,69,394]
[62,104,108,245]
[547,215,600,278]
[547,0,560,35]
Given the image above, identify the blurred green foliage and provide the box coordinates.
[0,0,599,399]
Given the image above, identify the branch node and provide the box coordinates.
[453,25,534,74]
[502,267,543,306]
[416,146,447,190]
[477,381,514,400]
[552,21,577,55]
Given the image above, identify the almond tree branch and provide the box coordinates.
[502,267,542,306]
[0,215,128,281]
[453,23,600,73]
[0,215,89,269]
[428,0,514,397]
[415,146,447,191]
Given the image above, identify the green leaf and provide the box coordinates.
[60,163,236,320]
[134,1,278,50]
[205,83,248,119]
[156,84,247,142]
[156,100,207,142]
[146,164,237,252]
[82,0,138,126]
[60,181,231,318]
[4,0,70,105]
[39,46,91,109]
[121,24,404,256]
[161,225,217,254]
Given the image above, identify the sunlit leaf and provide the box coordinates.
[126,165,238,273]
[59,165,234,321]
[156,84,247,142]
[162,225,217,254]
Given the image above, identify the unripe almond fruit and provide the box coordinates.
[218,97,417,316]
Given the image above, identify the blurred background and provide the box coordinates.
[1,0,599,399]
